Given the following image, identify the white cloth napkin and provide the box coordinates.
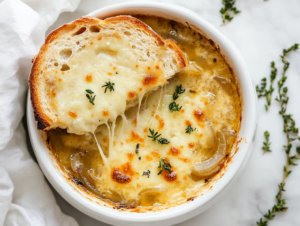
[0,0,80,225]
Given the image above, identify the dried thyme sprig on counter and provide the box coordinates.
[220,0,241,25]
[256,62,278,111]
[262,131,271,154]
[257,43,300,226]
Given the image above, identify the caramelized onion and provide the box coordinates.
[87,169,98,180]
[193,130,226,176]
[97,165,103,177]
[197,166,220,178]
[70,153,83,173]
[138,187,167,206]
[62,133,96,150]
[213,76,233,94]
[222,128,237,137]
[206,120,217,148]
[101,190,123,203]
[127,200,139,208]
[222,128,237,152]
[138,187,167,196]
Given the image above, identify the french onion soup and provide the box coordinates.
[42,16,241,210]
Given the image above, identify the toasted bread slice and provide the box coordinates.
[29,16,187,134]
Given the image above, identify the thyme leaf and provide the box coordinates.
[85,89,96,105]
[256,62,278,111]
[169,102,182,112]
[257,43,299,226]
[169,84,184,113]
[262,131,271,153]
[102,81,115,93]
[147,128,161,141]
[185,125,196,134]
[147,129,170,145]
[86,89,94,94]
[157,138,170,145]
[173,85,185,100]
[220,0,241,25]
[158,158,172,175]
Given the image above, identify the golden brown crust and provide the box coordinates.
[29,15,187,131]
[104,16,165,47]
[45,17,100,44]
[112,168,131,184]
[165,40,188,69]
[29,48,50,130]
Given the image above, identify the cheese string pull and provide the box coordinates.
[92,132,109,169]
[118,113,128,141]
[136,91,145,133]
[104,122,115,160]
[149,86,164,127]
[110,121,116,158]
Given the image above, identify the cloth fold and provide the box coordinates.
[0,0,80,225]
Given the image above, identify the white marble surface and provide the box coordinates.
[43,0,300,225]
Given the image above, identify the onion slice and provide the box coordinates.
[70,153,83,173]
[138,186,167,196]
[193,130,226,176]
[213,76,233,95]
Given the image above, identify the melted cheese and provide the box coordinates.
[50,36,166,134]
[89,69,239,202]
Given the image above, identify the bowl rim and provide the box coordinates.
[27,2,257,225]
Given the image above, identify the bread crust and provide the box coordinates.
[30,44,50,130]
[165,40,187,69]
[29,16,187,131]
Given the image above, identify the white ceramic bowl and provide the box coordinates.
[27,2,257,226]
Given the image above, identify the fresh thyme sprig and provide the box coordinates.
[262,131,271,154]
[220,0,241,25]
[157,138,170,145]
[85,89,96,105]
[257,44,300,226]
[147,128,161,141]
[169,85,184,113]
[169,102,182,112]
[147,129,170,145]
[256,62,278,111]
[185,125,196,134]
[102,81,115,93]
[158,158,172,175]
[173,85,185,100]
